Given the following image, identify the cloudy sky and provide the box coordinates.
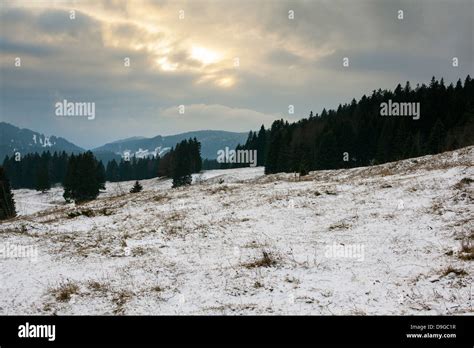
[0,0,472,148]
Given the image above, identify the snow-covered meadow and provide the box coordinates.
[0,147,472,315]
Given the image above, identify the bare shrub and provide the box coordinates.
[112,290,133,314]
[454,177,473,190]
[441,266,468,277]
[50,281,80,302]
[243,251,277,269]
[329,222,351,230]
[459,239,474,261]
[87,280,110,293]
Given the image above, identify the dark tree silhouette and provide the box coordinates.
[235,76,474,174]
[63,151,103,203]
[0,166,16,220]
[130,180,143,193]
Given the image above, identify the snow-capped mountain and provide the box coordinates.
[93,130,248,160]
[0,122,84,160]
[0,122,248,162]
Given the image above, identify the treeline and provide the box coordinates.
[105,137,202,183]
[0,138,202,216]
[2,151,69,190]
[0,167,16,220]
[158,138,202,187]
[236,76,474,174]
[1,138,202,192]
[105,157,160,182]
[63,151,106,202]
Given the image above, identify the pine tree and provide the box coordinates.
[96,161,106,190]
[298,161,309,177]
[171,139,196,188]
[256,125,267,166]
[63,152,102,203]
[63,154,77,202]
[427,119,446,154]
[0,166,16,220]
[317,131,338,169]
[35,160,51,192]
[130,180,143,193]
[106,159,119,182]
[172,173,192,188]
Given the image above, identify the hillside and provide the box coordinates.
[0,122,248,163]
[0,146,472,315]
[0,122,84,160]
[93,130,247,160]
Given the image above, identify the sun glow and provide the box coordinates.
[156,57,178,71]
[216,77,235,88]
[190,46,221,65]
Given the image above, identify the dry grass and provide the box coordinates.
[459,239,474,261]
[454,177,473,190]
[243,251,277,269]
[50,281,80,302]
[87,280,110,293]
[150,285,163,292]
[132,246,147,256]
[153,194,170,202]
[208,185,236,194]
[112,289,133,314]
[67,207,112,218]
[378,167,392,177]
[441,266,468,277]
[430,201,444,215]
[165,211,184,222]
[328,222,351,230]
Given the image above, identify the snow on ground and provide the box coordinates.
[0,147,472,315]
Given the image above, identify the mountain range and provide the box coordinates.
[0,122,247,163]
[93,130,247,160]
[0,122,84,161]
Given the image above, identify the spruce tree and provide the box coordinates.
[427,119,446,154]
[35,161,51,192]
[106,159,119,182]
[63,154,77,202]
[171,140,194,188]
[130,180,143,193]
[63,152,102,203]
[0,167,16,220]
[256,125,267,166]
[96,161,106,190]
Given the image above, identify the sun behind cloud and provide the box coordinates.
[190,45,222,66]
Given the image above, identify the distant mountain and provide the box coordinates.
[0,122,84,161]
[108,136,147,144]
[93,130,248,159]
[0,122,249,162]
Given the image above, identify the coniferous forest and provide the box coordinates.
[1,77,472,194]
[236,76,474,174]
[1,0,474,323]
[1,138,202,193]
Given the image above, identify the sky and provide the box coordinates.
[0,0,472,149]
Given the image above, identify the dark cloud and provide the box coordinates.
[0,0,472,148]
[0,37,57,56]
